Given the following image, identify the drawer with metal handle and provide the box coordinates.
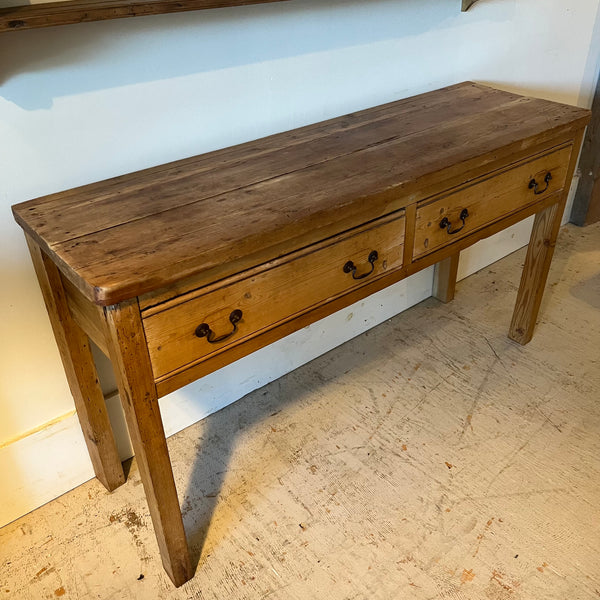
[142,212,405,380]
[413,144,573,259]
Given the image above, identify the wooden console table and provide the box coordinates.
[12,82,589,586]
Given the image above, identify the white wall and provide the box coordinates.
[1,0,599,527]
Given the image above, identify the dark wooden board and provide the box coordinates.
[571,71,600,226]
[0,0,288,32]
[13,82,590,305]
[0,0,482,32]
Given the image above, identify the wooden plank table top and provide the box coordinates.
[12,82,589,306]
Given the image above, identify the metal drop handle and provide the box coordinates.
[195,309,242,344]
[528,172,552,195]
[343,250,379,280]
[440,208,469,235]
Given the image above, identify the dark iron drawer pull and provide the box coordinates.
[343,250,378,280]
[440,208,469,235]
[528,172,552,195]
[195,309,242,344]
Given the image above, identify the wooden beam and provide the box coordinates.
[0,0,288,32]
[0,0,482,33]
[571,71,600,226]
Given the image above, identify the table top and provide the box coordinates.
[12,82,590,306]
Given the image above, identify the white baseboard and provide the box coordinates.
[0,413,95,528]
[0,216,547,528]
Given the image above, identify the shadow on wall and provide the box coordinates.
[0,0,513,110]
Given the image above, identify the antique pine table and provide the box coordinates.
[12,82,590,586]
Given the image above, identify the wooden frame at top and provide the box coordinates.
[0,0,481,33]
[0,0,285,32]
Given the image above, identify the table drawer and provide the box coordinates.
[413,145,573,259]
[143,213,405,380]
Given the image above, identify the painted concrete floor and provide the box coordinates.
[1,223,599,600]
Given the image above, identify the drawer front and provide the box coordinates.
[413,145,572,259]
[143,214,405,380]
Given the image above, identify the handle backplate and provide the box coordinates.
[195,309,243,344]
[343,250,379,280]
[528,172,552,195]
[439,208,469,235]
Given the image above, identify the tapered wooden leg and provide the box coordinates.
[433,252,460,303]
[509,201,564,345]
[25,236,125,491]
[103,299,193,587]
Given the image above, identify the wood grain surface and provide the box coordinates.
[0,0,288,32]
[62,276,110,356]
[433,253,460,303]
[12,82,590,306]
[143,212,404,379]
[413,144,572,259]
[0,0,484,33]
[102,300,193,587]
[25,236,125,492]
[509,129,585,345]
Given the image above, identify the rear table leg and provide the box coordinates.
[433,252,460,303]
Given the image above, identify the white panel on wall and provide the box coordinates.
[1,0,599,526]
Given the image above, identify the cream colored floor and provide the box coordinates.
[1,223,599,600]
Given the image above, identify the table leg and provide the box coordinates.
[508,201,564,345]
[433,252,460,303]
[103,299,193,587]
[25,236,125,491]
